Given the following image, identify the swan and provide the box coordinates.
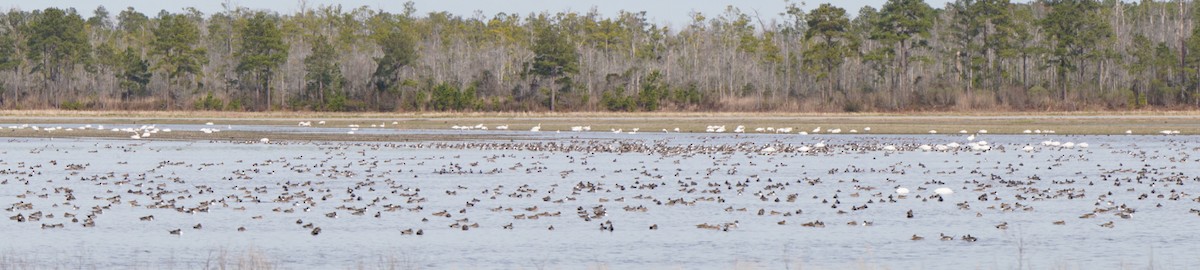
[530,124,542,132]
[934,187,954,195]
[896,188,911,195]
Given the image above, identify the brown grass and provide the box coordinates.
[0,110,1198,138]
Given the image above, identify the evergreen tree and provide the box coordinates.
[304,35,346,111]
[235,11,287,110]
[804,4,855,99]
[151,13,207,86]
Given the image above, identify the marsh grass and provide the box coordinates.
[1,111,1198,138]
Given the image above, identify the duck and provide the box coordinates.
[911,234,924,241]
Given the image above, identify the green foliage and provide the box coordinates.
[25,8,90,81]
[117,48,151,99]
[236,11,288,108]
[529,21,578,78]
[152,13,207,83]
[804,4,856,92]
[0,34,18,71]
[117,7,148,33]
[372,27,417,92]
[87,6,112,29]
[193,92,225,110]
[1040,0,1111,98]
[872,0,934,45]
[304,35,347,111]
[947,0,1015,91]
[601,87,636,112]
[430,83,478,111]
[60,100,87,110]
[2,1,1200,112]
[600,71,682,112]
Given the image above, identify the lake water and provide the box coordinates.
[1,128,1197,269]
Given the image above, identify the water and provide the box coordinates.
[1,129,1198,269]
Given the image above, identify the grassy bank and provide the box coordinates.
[0,110,1196,137]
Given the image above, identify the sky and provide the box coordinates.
[2,0,957,27]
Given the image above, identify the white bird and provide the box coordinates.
[1124,130,1132,134]
[934,187,954,195]
[864,127,871,132]
[673,128,680,132]
[967,134,976,141]
[959,130,968,134]
[496,125,509,130]
[205,122,214,126]
[260,138,270,143]
[813,142,826,148]
[798,131,808,135]
[978,129,988,134]
[1023,130,1032,134]
[882,145,897,152]
[797,146,811,152]
[1022,145,1034,152]
[761,146,777,154]
[530,124,542,132]
[896,188,911,195]
[1077,142,1089,148]
[918,145,932,151]
[928,130,938,134]
[812,127,821,133]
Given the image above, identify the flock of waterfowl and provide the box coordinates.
[1,120,1197,268]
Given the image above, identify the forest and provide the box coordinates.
[0,0,1198,112]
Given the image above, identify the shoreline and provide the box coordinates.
[0,110,1195,138]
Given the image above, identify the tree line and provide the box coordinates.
[1,0,1199,112]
